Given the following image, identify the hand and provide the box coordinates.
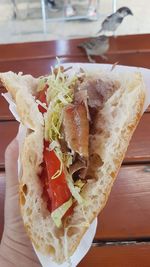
[0,139,41,267]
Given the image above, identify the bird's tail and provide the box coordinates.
[77,43,83,48]
[96,28,103,36]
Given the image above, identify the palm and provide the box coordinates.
[0,139,40,267]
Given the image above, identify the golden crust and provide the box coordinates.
[64,87,145,256]
[1,69,146,264]
[0,71,43,129]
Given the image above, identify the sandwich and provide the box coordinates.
[0,64,145,264]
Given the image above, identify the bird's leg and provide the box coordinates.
[100,54,108,61]
[87,53,96,63]
[112,30,117,38]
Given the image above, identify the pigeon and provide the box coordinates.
[97,7,133,35]
[78,35,109,63]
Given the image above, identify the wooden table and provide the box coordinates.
[0,34,150,266]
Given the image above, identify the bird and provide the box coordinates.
[97,7,133,35]
[78,35,109,63]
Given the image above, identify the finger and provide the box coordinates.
[3,139,40,265]
[4,138,27,232]
[4,138,20,222]
[5,138,19,188]
[0,174,5,240]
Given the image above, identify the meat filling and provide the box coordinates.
[63,102,89,158]
[62,77,119,181]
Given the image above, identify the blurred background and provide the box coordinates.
[0,0,149,44]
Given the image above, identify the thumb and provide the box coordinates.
[5,138,19,188]
[4,138,20,224]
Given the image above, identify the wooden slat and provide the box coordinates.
[0,172,5,242]
[61,52,150,69]
[0,87,14,120]
[79,244,150,267]
[0,113,149,168]
[0,121,19,168]
[0,51,150,79]
[0,165,150,240]
[0,40,68,61]
[125,113,150,163]
[109,34,150,52]
[101,52,150,69]
[96,164,150,240]
[0,34,149,61]
[147,105,150,112]
[0,58,58,77]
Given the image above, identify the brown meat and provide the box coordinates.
[74,89,90,120]
[85,153,103,180]
[69,158,87,175]
[62,76,119,180]
[69,152,88,180]
[63,103,89,158]
[79,78,120,108]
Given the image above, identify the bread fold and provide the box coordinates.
[1,67,145,264]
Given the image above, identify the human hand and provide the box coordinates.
[0,138,41,267]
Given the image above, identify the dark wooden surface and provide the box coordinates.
[96,165,150,240]
[0,34,149,62]
[79,244,150,267]
[0,53,150,75]
[0,34,150,266]
[0,121,19,168]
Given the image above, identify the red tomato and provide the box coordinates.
[40,164,52,212]
[37,84,48,113]
[38,85,73,216]
[43,142,72,212]
[64,203,74,217]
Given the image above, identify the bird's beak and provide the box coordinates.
[129,10,133,15]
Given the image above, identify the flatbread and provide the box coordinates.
[1,67,145,264]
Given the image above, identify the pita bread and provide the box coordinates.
[1,67,145,264]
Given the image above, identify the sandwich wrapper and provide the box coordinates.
[2,63,150,267]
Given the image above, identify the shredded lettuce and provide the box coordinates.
[37,77,48,92]
[43,65,76,180]
[44,66,74,150]
[66,174,84,205]
[48,140,60,151]
[74,179,85,190]
[39,65,87,227]
[51,197,73,228]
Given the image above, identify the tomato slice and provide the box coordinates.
[40,163,52,212]
[42,142,72,212]
[38,85,73,216]
[37,84,48,113]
